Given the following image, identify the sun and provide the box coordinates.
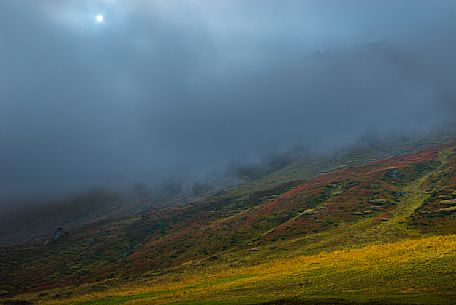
[96,15,104,23]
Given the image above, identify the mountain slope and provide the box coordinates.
[1,137,455,305]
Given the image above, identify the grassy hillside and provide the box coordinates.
[39,235,456,305]
[1,138,455,305]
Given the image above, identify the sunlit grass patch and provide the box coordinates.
[46,235,456,305]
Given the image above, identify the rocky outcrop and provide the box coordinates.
[52,227,66,241]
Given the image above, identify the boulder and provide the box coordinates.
[52,227,66,241]
[385,167,400,179]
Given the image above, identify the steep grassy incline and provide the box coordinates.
[122,148,442,272]
[1,143,455,305]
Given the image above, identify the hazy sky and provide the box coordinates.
[1,0,455,202]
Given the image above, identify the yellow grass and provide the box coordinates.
[33,234,456,305]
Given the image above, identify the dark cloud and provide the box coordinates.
[1,0,455,202]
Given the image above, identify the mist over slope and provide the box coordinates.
[1,1,456,203]
[1,131,455,305]
[1,129,452,246]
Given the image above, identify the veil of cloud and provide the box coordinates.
[0,0,455,202]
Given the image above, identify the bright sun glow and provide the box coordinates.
[96,15,104,23]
